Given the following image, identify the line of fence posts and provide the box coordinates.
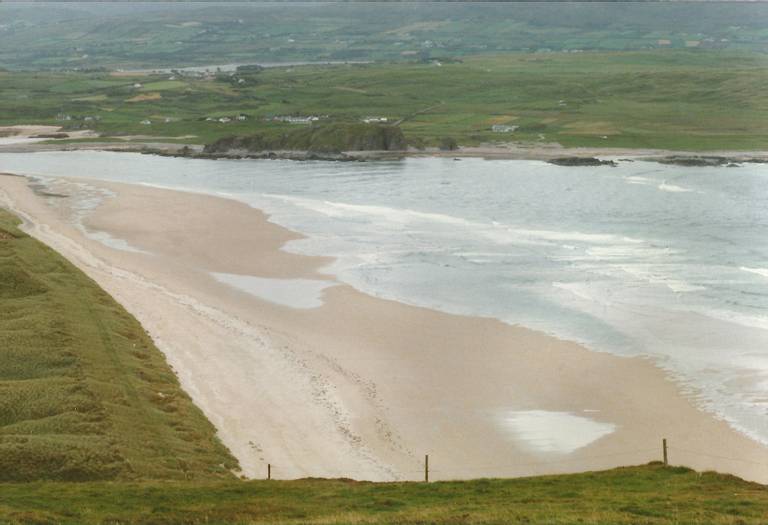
[419,441,669,483]
[263,439,672,481]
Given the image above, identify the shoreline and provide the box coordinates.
[1,135,767,164]
[1,172,767,483]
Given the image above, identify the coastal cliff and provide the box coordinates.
[203,123,407,158]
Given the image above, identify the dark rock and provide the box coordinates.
[548,157,617,167]
[655,156,730,167]
[30,133,69,139]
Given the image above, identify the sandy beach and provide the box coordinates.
[1,171,766,483]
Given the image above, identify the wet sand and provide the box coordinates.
[1,173,766,483]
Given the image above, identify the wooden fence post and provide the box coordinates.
[268,463,272,480]
[425,454,429,483]
[663,439,668,466]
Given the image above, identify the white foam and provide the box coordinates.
[84,230,150,254]
[658,182,693,193]
[624,175,654,185]
[499,410,616,454]
[741,267,768,279]
[270,194,643,249]
[618,264,706,293]
[212,273,337,309]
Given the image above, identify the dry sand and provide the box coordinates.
[0,126,98,147]
[1,173,766,483]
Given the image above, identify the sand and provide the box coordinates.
[1,172,766,483]
[0,126,98,147]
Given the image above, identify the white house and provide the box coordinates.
[491,124,517,133]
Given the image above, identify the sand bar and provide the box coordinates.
[0,172,766,483]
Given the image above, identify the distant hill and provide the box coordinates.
[0,2,766,70]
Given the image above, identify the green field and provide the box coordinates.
[0,207,236,482]
[1,51,767,151]
[2,464,768,525]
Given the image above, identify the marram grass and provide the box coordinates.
[0,207,237,482]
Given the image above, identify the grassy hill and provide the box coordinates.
[1,51,767,151]
[1,463,767,524]
[0,207,237,482]
[0,2,767,70]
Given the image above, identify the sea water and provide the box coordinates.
[2,151,768,445]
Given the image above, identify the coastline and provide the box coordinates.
[1,135,767,164]
[1,172,767,483]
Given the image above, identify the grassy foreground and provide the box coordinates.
[0,207,236,482]
[1,51,767,151]
[1,464,767,525]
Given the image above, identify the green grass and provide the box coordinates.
[0,207,237,482]
[1,50,767,151]
[1,464,767,524]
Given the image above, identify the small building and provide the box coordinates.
[237,114,248,121]
[133,83,143,89]
[218,117,232,123]
[140,119,152,125]
[491,124,518,133]
[272,115,320,124]
[362,116,388,124]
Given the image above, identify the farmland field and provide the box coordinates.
[1,51,767,151]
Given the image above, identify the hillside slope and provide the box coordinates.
[0,208,237,481]
[1,464,767,524]
[0,3,767,70]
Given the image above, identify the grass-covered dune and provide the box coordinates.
[0,208,237,482]
[1,464,767,524]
